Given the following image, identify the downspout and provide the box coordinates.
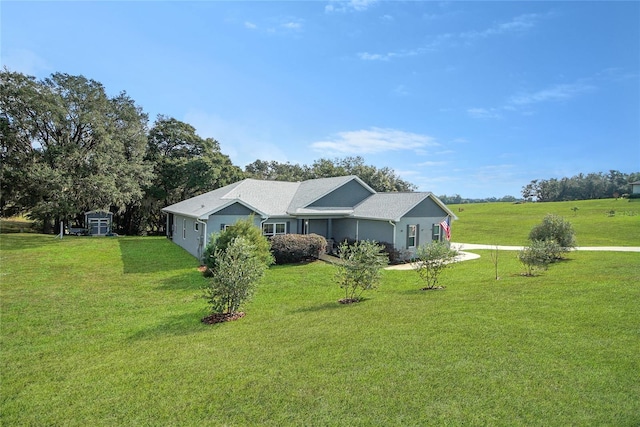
[389,220,396,248]
[196,218,207,261]
[260,216,269,234]
[356,220,359,241]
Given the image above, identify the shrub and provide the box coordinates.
[528,214,576,257]
[335,240,388,303]
[203,216,273,273]
[413,241,460,290]
[202,237,267,315]
[270,233,327,264]
[518,240,559,276]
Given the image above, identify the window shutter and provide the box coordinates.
[416,224,420,247]
[406,224,411,248]
[286,221,290,234]
[220,223,226,231]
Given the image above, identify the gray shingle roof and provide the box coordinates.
[162,176,455,221]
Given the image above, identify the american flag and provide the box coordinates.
[440,220,451,241]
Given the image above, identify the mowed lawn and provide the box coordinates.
[1,203,640,425]
[450,198,640,246]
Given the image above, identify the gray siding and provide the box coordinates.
[171,214,205,259]
[216,202,256,216]
[310,180,371,208]
[404,197,447,218]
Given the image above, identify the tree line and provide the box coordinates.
[521,170,640,202]
[0,70,414,234]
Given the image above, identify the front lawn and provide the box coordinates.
[1,234,639,425]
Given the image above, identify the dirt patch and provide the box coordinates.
[421,286,446,291]
[201,312,245,324]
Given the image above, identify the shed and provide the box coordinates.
[631,181,640,195]
[84,210,113,236]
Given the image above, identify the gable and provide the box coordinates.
[404,197,447,218]
[309,179,372,208]
[215,202,257,216]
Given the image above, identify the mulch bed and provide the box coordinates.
[201,312,245,324]
[338,298,361,304]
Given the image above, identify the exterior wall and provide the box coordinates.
[330,219,393,244]
[405,197,447,217]
[310,180,371,208]
[633,184,640,194]
[395,216,445,257]
[171,214,205,259]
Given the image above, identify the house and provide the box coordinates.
[161,175,457,260]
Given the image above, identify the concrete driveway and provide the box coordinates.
[384,242,640,271]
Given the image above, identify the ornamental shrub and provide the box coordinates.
[528,214,576,258]
[270,233,327,264]
[203,237,267,315]
[518,240,560,276]
[335,240,388,303]
[413,241,459,290]
[203,216,273,273]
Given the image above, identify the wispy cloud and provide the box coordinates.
[310,127,438,154]
[359,13,542,61]
[468,80,596,119]
[1,48,51,76]
[508,82,595,106]
[243,17,304,34]
[244,21,257,30]
[325,0,377,13]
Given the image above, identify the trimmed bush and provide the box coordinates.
[270,233,327,264]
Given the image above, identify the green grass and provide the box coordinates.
[2,233,639,425]
[450,198,640,246]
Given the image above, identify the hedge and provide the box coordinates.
[270,234,327,264]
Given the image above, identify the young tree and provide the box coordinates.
[528,214,576,258]
[517,240,559,276]
[335,240,388,303]
[413,241,460,290]
[202,237,267,319]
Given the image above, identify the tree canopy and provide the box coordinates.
[521,171,640,202]
[244,156,417,192]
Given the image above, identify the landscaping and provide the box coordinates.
[1,199,639,425]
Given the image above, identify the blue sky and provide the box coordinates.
[2,1,639,198]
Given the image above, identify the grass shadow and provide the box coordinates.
[156,271,206,292]
[128,310,207,341]
[119,238,196,274]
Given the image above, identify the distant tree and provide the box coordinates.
[202,237,267,318]
[412,241,459,290]
[335,240,388,303]
[142,116,244,233]
[0,70,151,232]
[245,156,416,192]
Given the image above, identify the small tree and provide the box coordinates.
[517,240,559,276]
[202,237,267,321]
[203,216,274,273]
[335,240,388,303]
[528,214,576,258]
[413,241,459,290]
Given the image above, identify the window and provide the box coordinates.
[408,224,417,248]
[194,222,199,232]
[432,224,441,242]
[263,222,286,237]
[182,219,187,239]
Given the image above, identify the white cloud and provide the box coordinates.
[467,107,502,119]
[244,21,258,30]
[310,127,438,155]
[508,82,595,106]
[325,0,378,13]
[282,21,303,30]
[358,14,541,61]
